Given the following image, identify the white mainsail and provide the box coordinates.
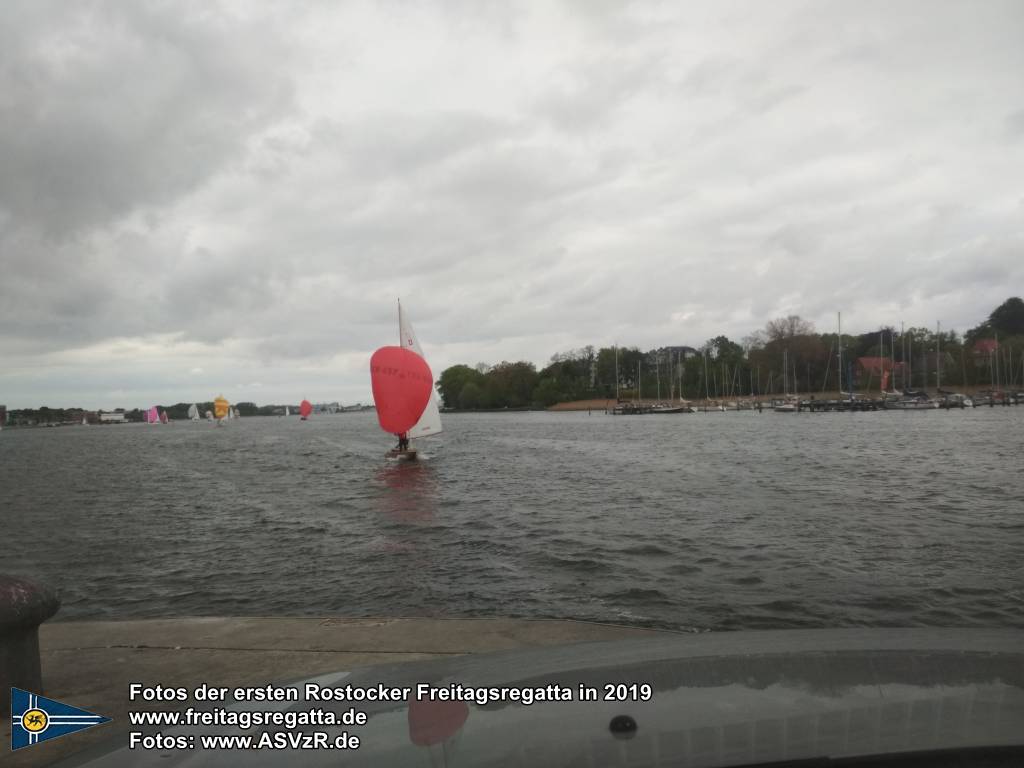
[398,300,442,438]
[284,406,290,417]
[188,403,199,421]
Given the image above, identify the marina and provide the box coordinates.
[604,390,1022,414]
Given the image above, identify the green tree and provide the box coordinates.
[765,315,815,342]
[532,378,562,406]
[988,297,1024,335]
[487,361,538,407]
[458,381,483,409]
[436,365,484,408]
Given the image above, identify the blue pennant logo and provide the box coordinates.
[11,688,111,751]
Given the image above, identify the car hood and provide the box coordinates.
[56,628,1024,767]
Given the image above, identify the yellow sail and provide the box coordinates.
[214,395,230,420]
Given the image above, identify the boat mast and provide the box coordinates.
[669,353,673,402]
[614,345,619,401]
[890,326,896,391]
[936,321,941,391]
[909,333,917,391]
[703,350,710,403]
[900,321,905,390]
[837,313,842,395]
[678,353,683,403]
[995,332,1000,389]
[656,354,661,402]
[783,349,788,396]
[637,361,641,402]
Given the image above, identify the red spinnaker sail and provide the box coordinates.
[299,399,312,418]
[370,347,433,435]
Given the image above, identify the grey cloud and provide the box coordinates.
[2,0,1022,408]
[0,0,294,237]
[1007,109,1024,138]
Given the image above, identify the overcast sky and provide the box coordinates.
[2,0,1022,408]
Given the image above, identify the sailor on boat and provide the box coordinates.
[396,432,410,452]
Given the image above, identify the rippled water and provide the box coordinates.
[3,409,1023,630]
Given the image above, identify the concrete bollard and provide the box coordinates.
[0,575,61,715]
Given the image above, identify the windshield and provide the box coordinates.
[2,2,1022,767]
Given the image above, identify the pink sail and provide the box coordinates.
[147,406,159,424]
[299,399,312,419]
[370,347,433,435]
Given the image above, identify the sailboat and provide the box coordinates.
[774,349,798,412]
[299,400,312,420]
[398,300,443,441]
[188,403,200,421]
[160,410,169,424]
[214,395,230,426]
[370,300,442,460]
[284,405,290,417]
[146,406,160,424]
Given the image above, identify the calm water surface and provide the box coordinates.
[2,410,1022,630]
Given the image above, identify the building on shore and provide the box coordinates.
[99,411,126,423]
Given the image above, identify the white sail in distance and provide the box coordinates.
[398,299,443,438]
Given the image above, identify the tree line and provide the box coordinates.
[436,297,1024,409]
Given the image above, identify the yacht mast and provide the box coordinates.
[614,345,619,401]
[837,313,842,395]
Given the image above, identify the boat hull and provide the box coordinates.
[385,449,418,461]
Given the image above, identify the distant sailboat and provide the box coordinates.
[160,410,169,424]
[774,349,798,412]
[188,403,199,421]
[147,406,160,424]
[214,395,230,426]
[82,415,88,426]
[284,405,290,417]
[299,400,312,420]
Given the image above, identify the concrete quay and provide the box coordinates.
[5,617,668,767]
